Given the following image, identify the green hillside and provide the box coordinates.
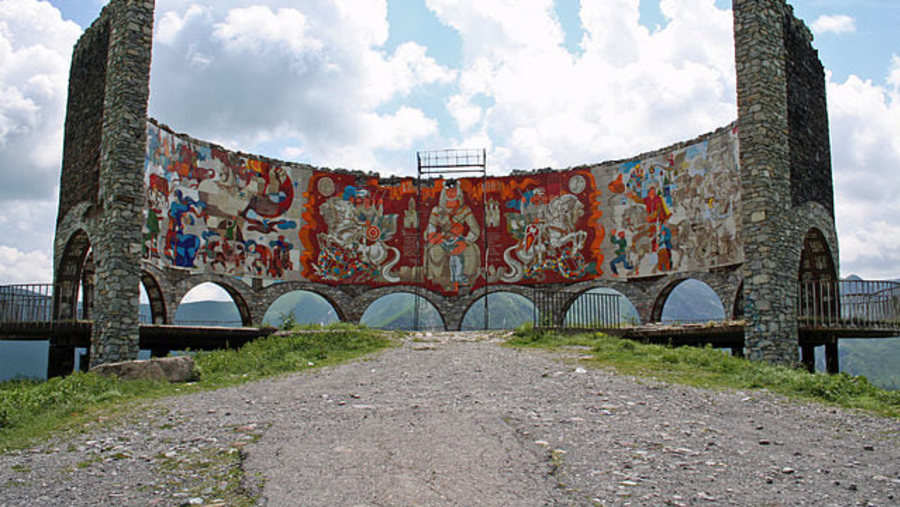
[836,339,900,390]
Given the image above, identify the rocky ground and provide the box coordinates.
[1,332,898,506]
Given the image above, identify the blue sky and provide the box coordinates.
[1,0,898,290]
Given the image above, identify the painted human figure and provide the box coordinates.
[424,180,481,291]
[269,235,293,277]
[656,223,673,271]
[165,190,205,268]
[609,230,634,276]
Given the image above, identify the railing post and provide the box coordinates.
[824,335,840,375]
[800,343,816,373]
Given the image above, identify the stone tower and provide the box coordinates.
[733,0,838,364]
[50,0,155,376]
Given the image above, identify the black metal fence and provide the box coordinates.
[533,290,621,330]
[798,279,900,331]
[0,284,55,326]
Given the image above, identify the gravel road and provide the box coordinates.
[1,332,898,506]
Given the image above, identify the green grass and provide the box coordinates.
[509,324,900,418]
[0,324,393,452]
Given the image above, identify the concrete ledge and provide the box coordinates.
[91,356,197,382]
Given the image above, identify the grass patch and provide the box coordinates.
[509,325,900,418]
[0,325,392,451]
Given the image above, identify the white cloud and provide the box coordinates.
[427,0,735,170]
[156,5,209,46]
[0,0,81,202]
[213,6,323,56]
[149,0,452,174]
[0,246,51,283]
[888,55,900,93]
[811,14,856,36]
[827,62,900,279]
[447,93,482,131]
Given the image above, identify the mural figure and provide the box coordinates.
[166,189,205,268]
[493,188,589,282]
[424,180,481,292]
[313,184,401,283]
[609,230,634,276]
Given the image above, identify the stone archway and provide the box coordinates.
[258,282,352,325]
[798,228,839,373]
[174,277,254,327]
[54,229,92,321]
[262,289,342,328]
[141,271,168,324]
[460,290,536,330]
[358,290,447,331]
[562,286,643,327]
[651,278,727,324]
[799,228,837,285]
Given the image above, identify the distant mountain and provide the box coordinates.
[359,294,445,331]
[262,292,339,328]
[836,338,900,390]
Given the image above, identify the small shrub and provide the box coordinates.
[279,311,298,331]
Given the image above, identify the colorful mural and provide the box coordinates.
[144,122,307,278]
[597,126,742,277]
[143,122,741,296]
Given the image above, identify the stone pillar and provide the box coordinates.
[90,0,155,366]
[733,0,798,364]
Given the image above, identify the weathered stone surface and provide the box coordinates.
[91,356,196,382]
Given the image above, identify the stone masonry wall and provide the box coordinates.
[784,9,834,216]
[57,16,108,225]
[733,0,799,364]
[89,0,155,366]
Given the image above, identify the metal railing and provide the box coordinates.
[0,284,54,326]
[533,290,621,330]
[798,279,900,331]
[417,149,487,170]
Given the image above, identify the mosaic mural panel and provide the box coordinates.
[143,122,742,296]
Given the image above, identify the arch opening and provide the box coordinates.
[799,228,837,284]
[140,272,167,324]
[55,230,93,321]
[360,293,444,330]
[565,288,641,327]
[798,228,839,325]
[263,290,340,328]
[659,279,726,324]
[175,282,247,327]
[461,292,535,330]
[733,281,744,320]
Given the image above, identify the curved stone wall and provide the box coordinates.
[143,120,742,297]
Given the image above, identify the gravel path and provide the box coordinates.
[1,332,898,506]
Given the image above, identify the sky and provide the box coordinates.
[0,0,898,294]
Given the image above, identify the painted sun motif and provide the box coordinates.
[568,174,586,195]
[317,176,335,197]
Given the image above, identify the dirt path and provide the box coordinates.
[1,333,898,506]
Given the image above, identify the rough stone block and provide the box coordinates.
[91,356,197,382]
